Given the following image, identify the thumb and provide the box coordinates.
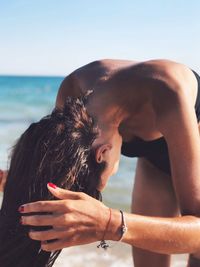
[47,183,79,200]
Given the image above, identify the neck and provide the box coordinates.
[86,89,128,130]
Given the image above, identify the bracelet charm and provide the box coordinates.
[97,209,128,250]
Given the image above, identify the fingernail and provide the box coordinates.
[18,206,24,213]
[20,217,24,224]
[48,183,57,189]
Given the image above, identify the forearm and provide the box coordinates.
[19,187,200,255]
[108,210,200,255]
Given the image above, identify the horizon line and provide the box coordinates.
[0,73,65,78]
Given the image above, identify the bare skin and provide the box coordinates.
[0,170,7,192]
[3,59,200,267]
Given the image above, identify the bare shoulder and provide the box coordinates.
[56,59,137,108]
[55,61,102,108]
[130,59,197,113]
[135,59,197,92]
[56,60,110,108]
[144,60,199,136]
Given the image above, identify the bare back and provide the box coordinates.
[56,59,198,142]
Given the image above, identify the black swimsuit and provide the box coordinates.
[121,70,200,175]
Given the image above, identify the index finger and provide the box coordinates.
[19,200,68,214]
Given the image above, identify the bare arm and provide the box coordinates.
[122,213,200,254]
[152,75,200,264]
[154,78,200,217]
[20,186,200,255]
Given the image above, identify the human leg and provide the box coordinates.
[131,158,179,267]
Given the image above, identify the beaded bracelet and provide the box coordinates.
[97,209,128,250]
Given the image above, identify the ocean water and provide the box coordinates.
[0,75,62,168]
[0,76,187,266]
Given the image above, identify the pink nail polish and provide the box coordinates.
[48,183,57,189]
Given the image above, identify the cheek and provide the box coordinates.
[109,145,121,175]
[97,175,109,191]
[97,159,120,191]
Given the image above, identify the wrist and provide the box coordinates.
[97,208,128,250]
[105,208,122,241]
[96,205,110,240]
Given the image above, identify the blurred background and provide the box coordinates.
[0,0,199,266]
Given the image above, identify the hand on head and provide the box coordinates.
[19,183,112,251]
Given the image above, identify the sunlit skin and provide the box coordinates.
[2,59,200,267]
[0,170,7,192]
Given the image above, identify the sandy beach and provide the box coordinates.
[53,243,188,267]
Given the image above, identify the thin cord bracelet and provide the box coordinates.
[118,210,128,242]
[97,208,112,250]
[97,209,128,250]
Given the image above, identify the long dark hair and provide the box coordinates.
[0,96,106,267]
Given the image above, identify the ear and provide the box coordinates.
[95,144,112,163]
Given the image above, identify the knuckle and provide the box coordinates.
[67,231,78,244]
[62,201,69,210]
[63,201,73,212]
[78,192,86,200]
[36,201,46,209]
[62,214,69,224]
[78,192,84,199]
[61,213,74,225]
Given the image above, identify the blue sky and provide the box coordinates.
[0,0,200,75]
